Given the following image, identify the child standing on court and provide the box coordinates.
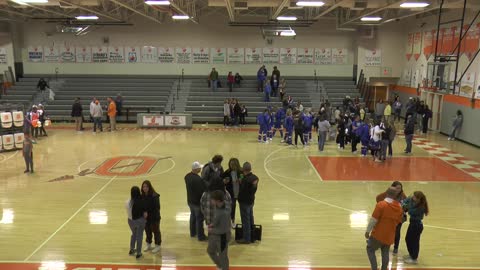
[23,133,34,173]
[207,190,231,270]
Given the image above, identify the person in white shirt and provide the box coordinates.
[370,121,384,162]
[91,99,103,132]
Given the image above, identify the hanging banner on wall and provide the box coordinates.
[92,46,108,63]
[211,48,226,64]
[402,69,412,86]
[314,48,332,64]
[0,47,7,64]
[158,47,175,64]
[460,72,476,98]
[176,47,192,64]
[406,33,414,60]
[279,48,297,64]
[422,31,433,60]
[262,48,279,64]
[441,27,453,55]
[364,48,381,66]
[245,48,262,64]
[60,46,75,63]
[142,46,158,63]
[332,48,348,64]
[28,46,43,62]
[44,46,59,63]
[125,46,140,63]
[296,48,314,64]
[452,26,461,56]
[227,48,244,64]
[462,23,480,61]
[108,46,124,63]
[413,32,422,61]
[192,48,210,64]
[75,46,91,63]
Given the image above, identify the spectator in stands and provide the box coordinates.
[227,72,235,92]
[92,99,103,133]
[107,97,117,132]
[375,99,385,122]
[264,80,271,102]
[272,66,281,83]
[334,106,341,121]
[23,133,34,174]
[234,72,243,87]
[257,65,267,92]
[89,97,96,123]
[240,105,248,126]
[116,94,123,116]
[37,104,48,137]
[36,78,49,98]
[271,74,279,97]
[71,97,83,132]
[223,99,230,128]
[279,78,286,101]
[237,162,259,244]
[210,68,219,91]
[448,110,463,141]
[185,161,207,241]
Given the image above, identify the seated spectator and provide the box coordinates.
[227,72,234,92]
[234,73,243,86]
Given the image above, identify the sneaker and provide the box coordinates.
[143,244,152,252]
[236,239,250,244]
[136,253,143,259]
[451,138,456,141]
[129,249,135,256]
[447,137,451,141]
[352,151,357,154]
[403,255,412,260]
[231,223,236,229]
[392,248,398,255]
[24,170,30,173]
[280,140,285,143]
[404,258,418,264]
[152,245,161,253]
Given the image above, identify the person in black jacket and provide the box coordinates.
[37,78,49,91]
[293,111,305,147]
[337,118,346,149]
[222,158,242,226]
[237,162,259,244]
[422,105,432,134]
[141,180,161,253]
[71,97,83,131]
[126,186,147,259]
[202,155,224,188]
[185,162,207,241]
[233,99,241,127]
[404,115,415,154]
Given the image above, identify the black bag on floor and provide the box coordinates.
[235,224,262,241]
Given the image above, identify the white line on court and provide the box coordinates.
[24,133,162,262]
[0,151,18,163]
[263,146,480,234]
[304,154,323,181]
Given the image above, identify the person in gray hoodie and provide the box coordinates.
[91,99,103,132]
[317,114,331,152]
[207,190,231,270]
[448,110,463,141]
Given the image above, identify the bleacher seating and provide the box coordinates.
[324,79,361,108]
[1,77,38,105]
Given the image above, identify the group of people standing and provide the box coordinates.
[22,104,49,174]
[257,65,286,102]
[366,181,429,269]
[184,155,260,270]
[223,98,248,127]
[70,96,120,132]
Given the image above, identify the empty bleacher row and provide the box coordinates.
[323,79,361,109]
[1,77,38,106]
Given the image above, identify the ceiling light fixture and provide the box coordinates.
[75,15,99,20]
[280,30,296,36]
[400,2,430,8]
[145,0,170,5]
[277,16,298,21]
[361,16,382,21]
[296,1,325,7]
[10,0,48,4]
[172,15,189,20]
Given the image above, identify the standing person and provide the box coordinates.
[237,162,259,244]
[207,190,231,270]
[379,121,391,161]
[284,109,294,145]
[365,187,404,270]
[239,105,248,126]
[448,110,463,141]
[257,110,268,143]
[200,178,232,228]
[71,97,83,132]
[393,98,402,122]
[404,115,415,154]
[388,119,396,157]
[264,80,271,102]
[336,118,346,150]
[370,120,384,162]
[37,104,48,137]
[270,75,279,97]
[376,181,407,255]
[92,99,103,133]
[37,77,49,100]
[334,107,341,121]
[89,97,96,123]
[359,105,366,121]
[279,78,286,101]
[210,68,219,91]
[351,115,362,154]
[317,115,331,152]
[223,99,230,128]
[405,97,416,124]
[233,100,241,127]
[22,133,34,174]
[416,101,425,132]
[115,94,123,116]
[375,99,385,122]
[293,111,305,147]
[234,72,243,87]
[403,191,429,265]
[227,72,234,92]
[126,186,147,259]
[222,158,242,226]
[202,155,225,188]
[185,162,207,241]
[141,180,161,254]
[272,107,285,140]
[421,105,432,134]
[272,66,281,83]
[384,101,392,123]
[107,97,117,132]
[257,66,266,92]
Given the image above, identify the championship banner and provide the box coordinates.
[142,115,164,127]
[176,47,192,64]
[108,46,124,63]
[406,33,414,60]
[332,48,348,64]
[279,48,297,64]
[452,26,461,55]
[75,46,91,63]
[403,69,412,86]
[461,24,480,61]
[413,32,422,61]
[314,48,332,64]
[422,31,433,60]
[158,47,175,64]
[0,47,7,64]
[44,46,59,63]
[92,46,108,63]
[165,115,186,127]
[296,48,314,64]
[60,46,75,63]
[27,46,43,62]
[262,48,279,64]
[245,48,262,64]
[192,48,210,64]
[364,48,381,66]
[142,46,158,63]
[227,48,244,64]
[210,48,226,64]
[460,72,475,98]
[125,46,140,63]
[441,28,453,55]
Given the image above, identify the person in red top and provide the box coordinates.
[365,187,403,270]
[227,72,235,92]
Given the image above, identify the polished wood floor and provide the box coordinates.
[0,124,479,269]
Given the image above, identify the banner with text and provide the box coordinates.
[28,46,43,62]
[422,31,433,60]
[158,47,175,64]
[43,46,59,63]
[60,46,75,63]
[413,32,422,60]
[125,46,140,63]
[142,46,158,63]
[227,48,244,64]
[262,48,279,64]
[211,48,226,64]
[108,46,124,63]
[280,48,297,64]
[315,48,332,64]
[92,46,108,63]
[460,71,476,98]
[296,48,314,64]
[176,47,192,64]
[364,49,381,66]
[0,47,7,64]
[192,48,210,64]
[406,33,414,60]
[332,48,348,64]
[75,46,91,63]
[245,48,262,64]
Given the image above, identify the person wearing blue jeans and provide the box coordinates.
[185,162,207,241]
[189,204,206,240]
[210,68,219,91]
[264,81,271,102]
[237,162,259,244]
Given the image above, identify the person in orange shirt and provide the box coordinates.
[365,187,403,270]
[107,97,117,131]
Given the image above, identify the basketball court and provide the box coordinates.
[0,125,479,270]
